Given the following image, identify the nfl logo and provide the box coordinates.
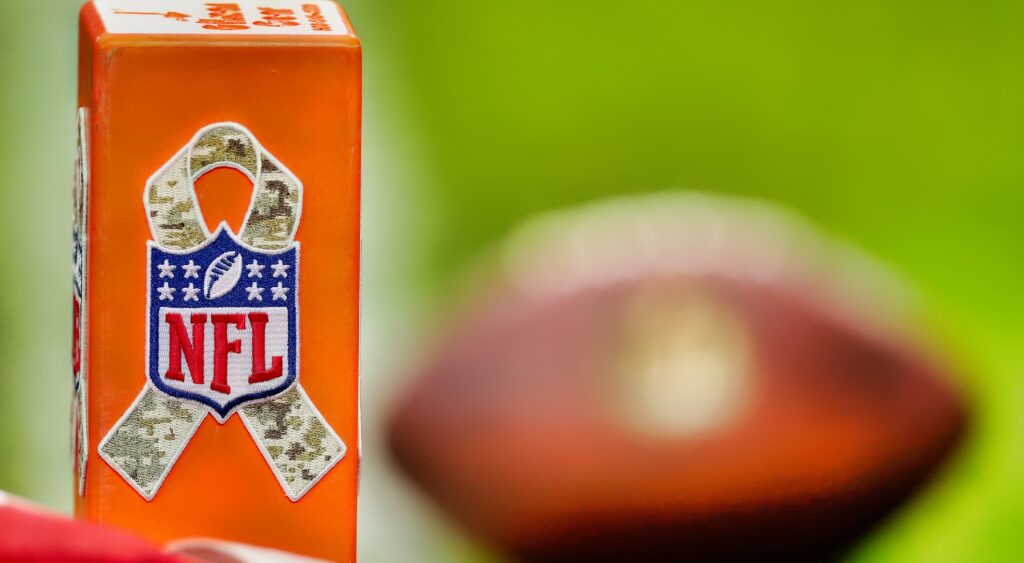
[146,224,299,422]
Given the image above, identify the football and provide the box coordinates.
[387,194,968,562]
[203,251,243,300]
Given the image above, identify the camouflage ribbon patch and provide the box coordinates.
[98,123,345,501]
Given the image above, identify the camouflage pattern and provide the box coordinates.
[101,122,342,501]
[146,159,208,249]
[73,109,88,235]
[189,125,258,176]
[98,386,205,499]
[146,123,301,252]
[75,385,88,496]
[241,388,346,500]
[239,155,303,251]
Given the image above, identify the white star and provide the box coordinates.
[246,259,265,278]
[182,283,200,302]
[271,282,290,301]
[157,282,175,301]
[271,260,291,278]
[157,259,176,279]
[182,260,201,279]
[245,282,264,301]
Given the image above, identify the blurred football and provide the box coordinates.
[387,193,969,562]
[204,251,243,300]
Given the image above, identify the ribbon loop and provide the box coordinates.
[146,123,302,251]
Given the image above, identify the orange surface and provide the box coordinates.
[76,4,361,561]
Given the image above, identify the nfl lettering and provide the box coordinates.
[99,123,345,501]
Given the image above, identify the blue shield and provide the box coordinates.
[147,226,299,421]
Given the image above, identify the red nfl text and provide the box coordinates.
[164,311,284,394]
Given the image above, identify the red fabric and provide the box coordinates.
[0,501,182,563]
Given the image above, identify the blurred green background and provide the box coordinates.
[2,1,1023,561]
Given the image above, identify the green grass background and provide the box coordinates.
[2,1,1023,561]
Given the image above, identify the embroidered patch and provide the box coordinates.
[98,122,345,501]
[72,108,90,497]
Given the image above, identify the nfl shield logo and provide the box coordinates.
[147,224,299,421]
